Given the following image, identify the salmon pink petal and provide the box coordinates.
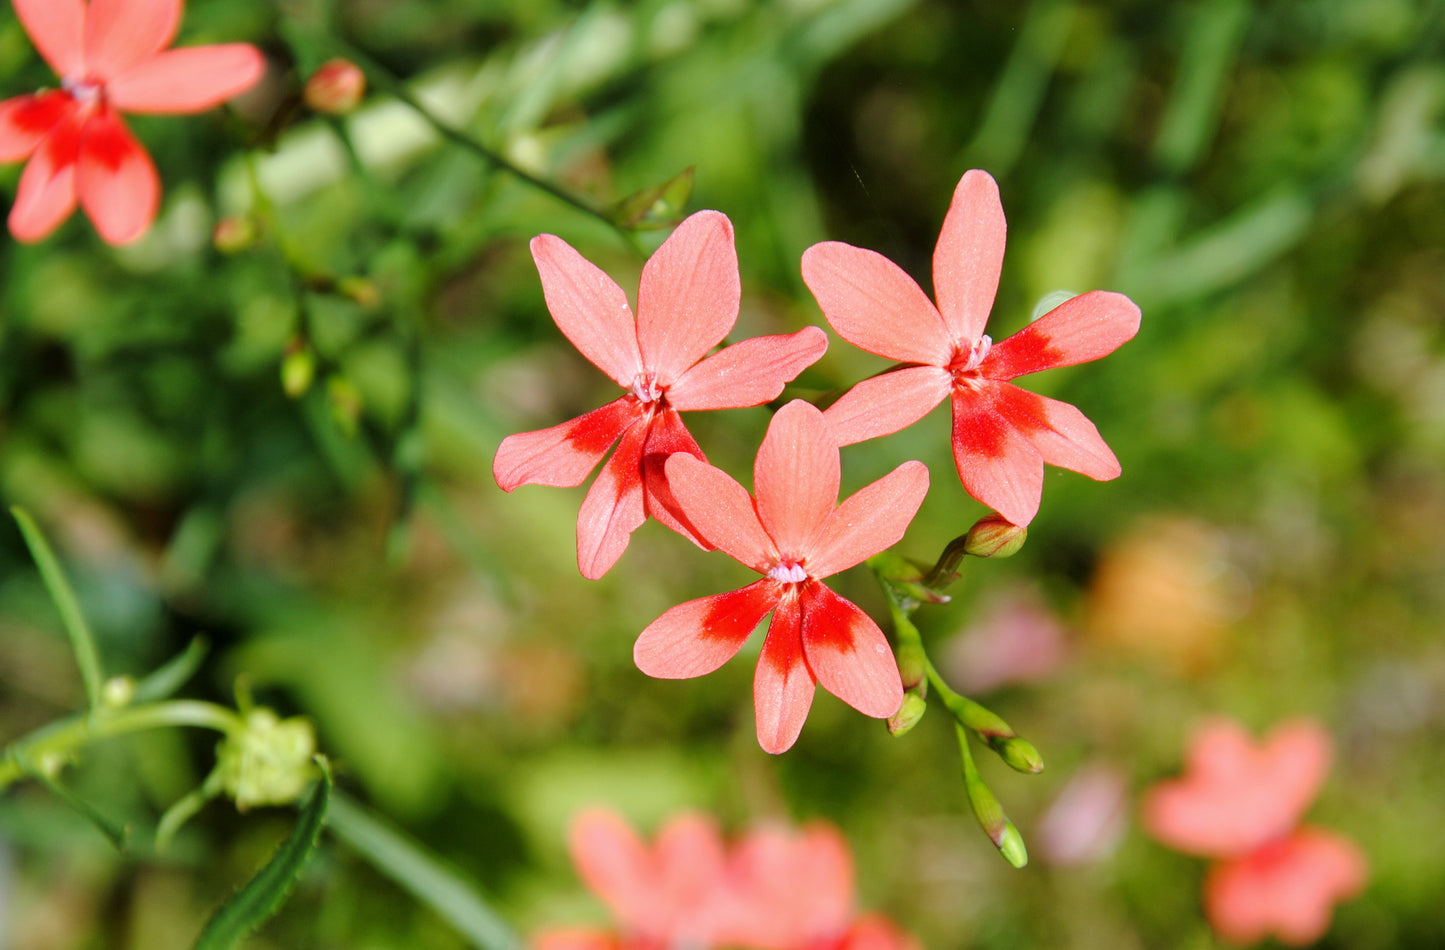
[951,386,1045,526]
[722,823,854,947]
[531,929,620,950]
[664,454,775,572]
[666,326,828,411]
[807,461,929,580]
[0,92,74,163]
[81,0,181,79]
[12,0,85,77]
[636,210,740,385]
[933,170,1007,342]
[982,290,1141,381]
[640,408,710,549]
[753,596,815,754]
[8,112,82,243]
[991,385,1121,482]
[1204,829,1367,946]
[570,810,655,928]
[821,364,951,447]
[651,814,730,944]
[575,418,648,579]
[754,401,838,555]
[839,915,924,950]
[634,580,779,679]
[107,45,266,114]
[800,583,903,719]
[492,397,638,491]
[801,242,953,365]
[531,234,643,388]
[76,110,158,245]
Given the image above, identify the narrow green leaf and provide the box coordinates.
[12,507,105,710]
[611,167,695,230]
[132,638,210,704]
[327,792,524,950]
[192,757,333,950]
[14,751,130,851]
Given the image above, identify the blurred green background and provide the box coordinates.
[2,0,1443,947]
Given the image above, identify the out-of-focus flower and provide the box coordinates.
[304,57,365,114]
[1142,717,1367,946]
[0,0,265,244]
[801,169,1139,526]
[532,810,919,950]
[633,401,926,753]
[943,586,1069,694]
[493,211,827,579]
[1036,762,1128,866]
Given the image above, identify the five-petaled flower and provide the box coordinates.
[493,210,828,580]
[633,399,927,753]
[1142,717,1368,946]
[0,0,266,245]
[801,169,1140,527]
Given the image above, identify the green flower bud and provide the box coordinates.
[887,690,928,737]
[216,709,317,811]
[964,514,1027,558]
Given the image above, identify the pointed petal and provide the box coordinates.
[666,326,828,411]
[636,210,740,384]
[991,385,1121,481]
[721,824,855,947]
[640,408,711,548]
[492,397,638,491]
[753,596,815,754]
[664,452,774,571]
[951,386,1045,526]
[801,583,903,719]
[801,242,953,364]
[12,0,85,77]
[575,418,647,579]
[652,814,730,944]
[107,45,265,114]
[933,169,1007,341]
[570,810,655,928]
[531,233,643,388]
[0,92,74,163]
[806,461,929,579]
[634,579,779,679]
[982,290,1141,381]
[754,400,838,555]
[76,110,158,245]
[839,916,923,950]
[821,364,951,446]
[1204,829,1366,946]
[82,0,181,79]
[8,113,82,243]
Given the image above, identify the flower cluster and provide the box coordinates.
[532,809,919,950]
[1142,717,1368,945]
[494,173,1138,751]
[0,0,265,245]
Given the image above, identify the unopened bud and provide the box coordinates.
[992,735,1045,774]
[212,216,257,254]
[216,708,317,811]
[101,675,135,709]
[888,690,927,737]
[304,58,366,115]
[997,819,1030,868]
[964,514,1027,558]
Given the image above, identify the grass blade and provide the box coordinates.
[132,638,210,704]
[12,506,105,710]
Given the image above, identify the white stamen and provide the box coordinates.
[630,373,663,402]
[957,334,993,373]
[767,563,808,584]
[62,76,103,106]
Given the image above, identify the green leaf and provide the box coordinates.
[12,507,105,710]
[14,751,130,852]
[132,638,210,704]
[327,792,524,950]
[192,757,333,950]
[611,167,695,230]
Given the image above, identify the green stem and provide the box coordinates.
[12,506,105,709]
[0,700,245,792]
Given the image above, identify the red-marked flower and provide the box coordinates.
[1142,717,1368,946]
[494,211,828,580]
[801,169,1140,527]
[633,400,927,753]
[0,0,265,245]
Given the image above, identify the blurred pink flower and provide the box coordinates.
[942,587,1069,694]
[493,211,827,579]
[1142,717,1367,945]
[533,810,920,950]
[632,400,926,753]
[1036,763,1128,866]
[801,169,1139,526]
[0,0,265,244]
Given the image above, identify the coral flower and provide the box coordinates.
[801,169,1140,527]
[0,0,266,244]
[633,400,927,753]
[494,211,828,579]
[1142,717,1367,946]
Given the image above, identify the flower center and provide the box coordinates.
[766,558,808,584]
[62,76,106,108]
[947,335,993,378]
[630,373,664,403]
